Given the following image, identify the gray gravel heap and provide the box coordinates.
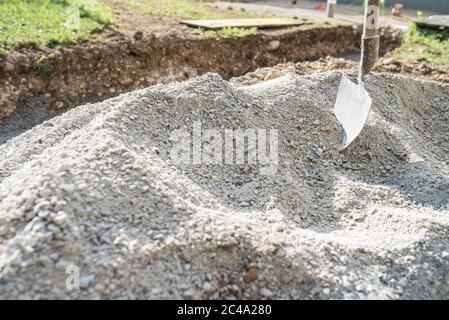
[0,71,448,299]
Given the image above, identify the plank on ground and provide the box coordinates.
[180,18,306,30]
[414,15,449,29]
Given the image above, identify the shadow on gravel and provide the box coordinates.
[0,98,63,145]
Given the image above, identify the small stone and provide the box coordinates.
[80,275,93,289]
[356,283,366,292]
[95,283,106,293]
[274,224,284,232]
[260,288,273,297]
[280,274,293,284]
[244,267,258,283]
[133,31,143,41]
[183,289,195,299]
[264,70,282,81]
[0,225,8,237]
[49,252,60,261]
[55,101,65,109]
[28,78,46,93]
[38,211,49,219]
[53,211,68,225]
[120,78,134,86]
[33,200,51,214]
[55,260,70,270]
[202,281,217,294]
[398,278,408,288]
[2,61,15,73]
[181,247,197,262]
[267,40,280,52]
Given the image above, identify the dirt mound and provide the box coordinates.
[377,56,449,84]
[232,57,358,85]
[0,72,448,299]
[232,57,449,86]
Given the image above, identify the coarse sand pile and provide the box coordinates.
[0,71,448,299]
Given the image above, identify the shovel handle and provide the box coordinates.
[360,0,380,79]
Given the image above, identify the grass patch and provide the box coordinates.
[200,18,346,39]
[35,54,55,75]
[202,27,258,39]
[301,21,350,30]
[0,0,113,53]
[393,23,449,70]
[126,0,267,20]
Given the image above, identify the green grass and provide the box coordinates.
[126,0,267,20]
[0,0,113,53]
[122,0,273,39]
[301,21,350,30]
[35,53,55,75]
[393,23,449,70]
[202,27,258,39]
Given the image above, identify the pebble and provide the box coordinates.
[2,61,15,73]
[240,201,250,207]
[202,282,217,294]
[356,283,366,292]
[55,101,65,109]
[183,288,195,299]
[267,40,280,52]
[244,268,258,283]
[260,288,273,297]
[80,275,93,289]
[38,211,49,219]
[0,225,8,237]
[53,211,68,226]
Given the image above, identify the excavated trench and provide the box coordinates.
[0,25,402,143]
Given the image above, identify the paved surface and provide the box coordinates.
[212,0,438,30]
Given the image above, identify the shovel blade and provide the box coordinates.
[333,74,372,150]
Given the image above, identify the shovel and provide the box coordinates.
[333,0,380,150]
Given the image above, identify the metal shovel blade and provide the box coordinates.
[333,74,372,150]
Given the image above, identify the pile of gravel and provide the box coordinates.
[0,71,448,299]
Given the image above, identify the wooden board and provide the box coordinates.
[415,15,449,29]
[180,18,306,30]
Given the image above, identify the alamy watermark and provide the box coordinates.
[169,121,278,175]
[64,5,80,31]
[66,264,80,291]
